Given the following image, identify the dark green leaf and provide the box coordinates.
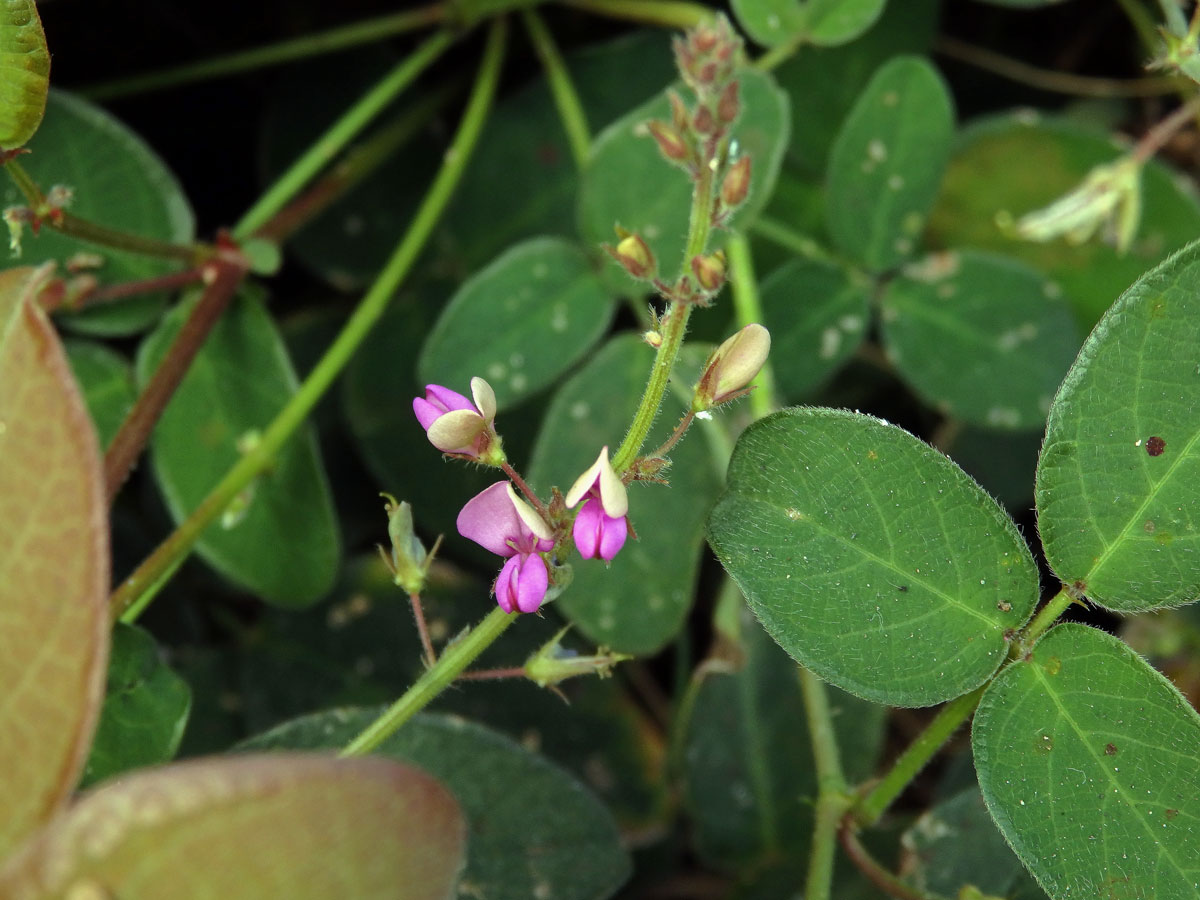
[927,113,1200,328]
[708,408,1039,706]
[528,335,723,655]
[243,711,632,900]
[826,55,954,271]
[881,250,1081,429]
[732,0,886,48]
[973,624,1200,900]
[759,258,869,402]
[80,623,191,789]
[418,237,614,410]
[0,0,50,147]
[137,290,340,606]
[1035,240,1200,612]
[1,91,195,335]
[65,339,136,447]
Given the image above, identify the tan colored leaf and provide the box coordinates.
[0,266,109,858]
[0,754,467,899]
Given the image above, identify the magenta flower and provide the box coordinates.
[413,377,504,464]
[565,447,629,562]
[457,482,555,613]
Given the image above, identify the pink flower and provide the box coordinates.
[565,447,629,562]
[413,377,504,463]
[457,482,555,613]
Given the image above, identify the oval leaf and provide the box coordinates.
[528,335,722,655]
[826,55,954,271]
[137,290,340,607]
[0,267,108,858]
[244,711,632,900]
[881,250,1081,429]
[732,0,807,47]
[418,237,614,410]
[0,91,196,335]
[65,340,136,447]
[80,622,191,790]
[973,624,1200,899]
[801,0,888,47]
[0,754,465,899]
[579,67,789,290]
[1035,240,1200,612]
[707,407,1039,706]
[0,0,50,147]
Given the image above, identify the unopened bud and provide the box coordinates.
[717,82,739,125]
[645,119,690,163]
[691,251,726,293]
[668,90,689,131]
[693,323,771,411]
[693,104,716,135]
[643,329,663,348]
[721,157,752,209]
[524,626,632,689]
[381,494,430,594]
[607,233,656,279]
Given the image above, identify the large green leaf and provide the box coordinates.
[1,91,196,335]
[0,267,108,859]
[528,335,722,655]
[80,623,191,790]
[0,0,50,147]
[732,0,886,48]
[973,624,1200,900]
[707,407,1039,706]
[138,290,340,606]
[825,55,953,272]
[244,711,631,900]
[65,339,136,447]
[0,754,465,899]
[418,237,614,411]
[1035,241,1200,612]
[759,258,869,402]
[881,250,1081,429]
[578,67,789,289]
[927,113,1200,328]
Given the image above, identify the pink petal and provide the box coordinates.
[513,553,549,613]
[414,385,474,430]
[457,482,522,557]
[572,498,604,560]
[494,555,521,613]
[597,513,628,562]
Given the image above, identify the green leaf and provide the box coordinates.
[732,0,886,48]
[901,787,1050,899]
[137,289,340,606]
[881,250,1081,429]
[0,267,108,858]
[418,237,614,411]
[65,339,136,447]
[826,55,954,271]
[528,335,723,655]
[973,624,1200,900]
[731,0,808,46]
[0,91,196,335]
[80,623,191,790]
[0,754,466,899]
[759,258,869,402]
[0,0,50,147]
[681,593,884,872]
[1035,241,1200,612]
[707,407,1039,706]
[927,113,1200,329]
[578,67,789,289]
[244,711,632,900]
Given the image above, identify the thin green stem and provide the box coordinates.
[612,162,715,475]
[726,232,777,417]
[81,5,447,101]
[801,667,850,900]
[1018,586,1074,649]
[754,32,806,72]
[1117,0,1168,52]
[109,18,509,622]
[853,684,987,827]
[557,0,713,28]
[341,607,518,756]
[521,8,590,171]
[750,216,846,268]
[233,29,456,240]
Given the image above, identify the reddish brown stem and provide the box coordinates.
[455,666,527,681]
[409,590,437,667]
[500,460,550,518]
[838,822,928,900]
[40,267,209,314]
[103,256,248,504]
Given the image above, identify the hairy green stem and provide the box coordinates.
[109,18,509,622]
[558,0,712,28]
[801,667,850,900]
[81,5,447,101]
[1018,586,1073,649]
[612,161,715,474]
[725,232,777,417]
[234,29,456,240]
[341,607,518,756]
[521,8,591,171]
